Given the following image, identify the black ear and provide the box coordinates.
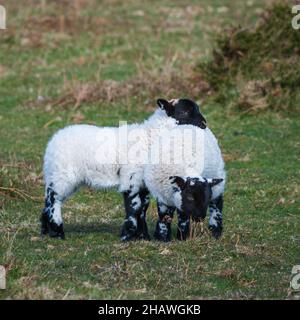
[207,178,223,187]
[157,99,174,117]
[193,113,207,129]
[169,176,186,190]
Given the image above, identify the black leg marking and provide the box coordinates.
[121,188,150,241]
[41,183,65,240]
[47,221,65,239]
[136,190,151,240]
[214,194,223,212]
[177,210,190,240]
[41,208,49,235]
[154,202,175,242]
[208,195,223,239]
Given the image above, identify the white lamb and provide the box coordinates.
[144,121,226,241]
[41,99,208,240]
[41,98,225,241]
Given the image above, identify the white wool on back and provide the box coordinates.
[43,109,178,199]
[44,108,225,206]
[144,125,226,208]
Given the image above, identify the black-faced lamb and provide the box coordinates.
[41,99,207,240]
[143,111,226,242]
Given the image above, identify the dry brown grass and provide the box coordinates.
[237,80,269,113]
[30,61,206,111]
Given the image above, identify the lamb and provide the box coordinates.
[143,102,226,241]
[41,99,207,240]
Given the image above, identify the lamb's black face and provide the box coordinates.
[157,98,207,129]
[170,176,223,221]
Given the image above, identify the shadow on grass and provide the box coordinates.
[65,222,121,235]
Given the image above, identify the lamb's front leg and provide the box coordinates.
[154,202,175,242]
[121,189,150,241]
[135,189,151,240]
[177,210,190,240]
[208,195,223,239]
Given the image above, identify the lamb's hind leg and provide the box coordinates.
[154,202,175,242]
[121,189,149,241]
[208,195,223,239]
[41,183,65,239]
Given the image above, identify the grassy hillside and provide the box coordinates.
[0,0,299,299]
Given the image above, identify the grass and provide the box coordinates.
[0,0,299,299]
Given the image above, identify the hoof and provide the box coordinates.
[137,232,151,241]
[40,212,65,239]
[120,218,138,242]
[209,225,222,239]
[177,221,190,241]
[40,212,49,236]
[154,224,171,242]
[154,229,171,242]
[154,234,171,242]
[176,232,188,241]
[48,222,65,239]
[41,225,49,236]
[120,234,136,242]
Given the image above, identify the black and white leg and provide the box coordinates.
[208,195,223,239]
[177,210,190,240]
[41,183,65,239]
[154,202,175,242]
[121,189,150,241]
[135,189,151,240]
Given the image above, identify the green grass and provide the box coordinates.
[0,0,299,299]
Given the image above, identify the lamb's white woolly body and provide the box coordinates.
[43,106,226,240]
[43,109,178,201]
[144,126,226,208]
